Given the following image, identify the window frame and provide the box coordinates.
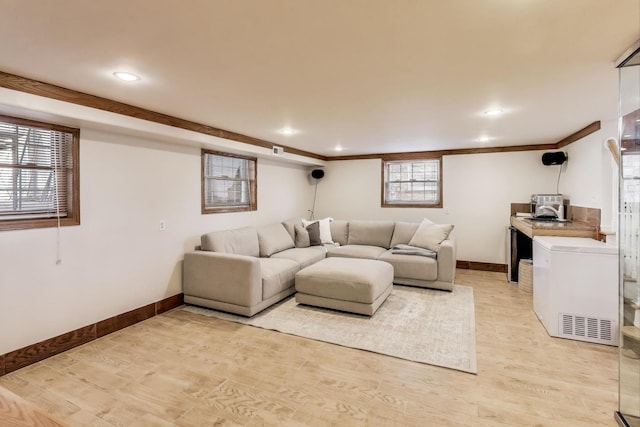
[381,156,443,208]
[201,149,258,214]
[0,114,80,231]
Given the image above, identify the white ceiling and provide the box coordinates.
[0,1,638,157]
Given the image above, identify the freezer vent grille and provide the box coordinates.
[559,313,615,344]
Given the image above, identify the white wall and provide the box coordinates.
[315,126,617,265]
[0,86,618,354]
[562,119,618,231]
[0,128,312,354]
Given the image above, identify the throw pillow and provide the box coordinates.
[294,224,311,248]
[306,221,322,246]
[302,217,334,244]
[281,218,301,242]
[389,221,425,247]
[408,219,454,252]
[257,223,295,257]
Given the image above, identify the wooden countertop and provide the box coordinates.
[510,216,598,239]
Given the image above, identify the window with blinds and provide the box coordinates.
[382,157,442,208]
[202,149,257,214]
[0,115,80,230]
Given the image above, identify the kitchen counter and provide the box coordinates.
[507,204,601,282]
[510,216,599,239]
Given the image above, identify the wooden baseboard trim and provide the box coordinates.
[457,260,507,273]
[0,293,184,376]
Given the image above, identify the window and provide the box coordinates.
[201,149,257,214]
[382,157,442,208]
[0,115,80,231]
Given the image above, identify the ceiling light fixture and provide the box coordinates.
[279,128,296,135]
[113,71,141,82]
[478,136,490,142]
[334,145,343,152]
[484,109,503,116]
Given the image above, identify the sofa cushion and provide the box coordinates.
[295,258,393,304]
[408,220,454,251]
[271,246,327,269]
[390,221,422,247]
[259,258,299,300]
[330,220,349,246]
[281,218,301,242]
[347,220,395,248]
[326,244,387,260]
[201,227,259,257]
[257,223,296,257]
[294,224,311,248]
[378,249,438,281]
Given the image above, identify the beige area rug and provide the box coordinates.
[184,284,477,374]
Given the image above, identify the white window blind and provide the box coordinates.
[202,150,257,212]
[383,158,441,206]
[0,119,75,221]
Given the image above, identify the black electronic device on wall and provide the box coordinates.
[541,151,568,166]
[310,169,325,180]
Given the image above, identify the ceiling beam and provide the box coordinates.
[0,71,327,161]
[329,122,601,161]
[555,121,601,148]
[0,71,601,162]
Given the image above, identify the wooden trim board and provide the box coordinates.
[0,71,599,161]
[457,260,507,273]
[0,71,326,161]
[556,121,601,148]
[329,122,600,161]
[0,293,184,376]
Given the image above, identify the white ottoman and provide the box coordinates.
[294,257,394,315]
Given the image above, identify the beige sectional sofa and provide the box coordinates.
[183,218,456,317]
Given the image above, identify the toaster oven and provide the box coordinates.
[531,194,564,218]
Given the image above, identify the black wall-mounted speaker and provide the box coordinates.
[310,169,325,180]
[541,151,568,166]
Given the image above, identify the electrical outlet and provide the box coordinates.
[159,220,166,231]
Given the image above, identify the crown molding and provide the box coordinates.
[0,71,327,161]
[327,121,601,161]
[0,71,600,162]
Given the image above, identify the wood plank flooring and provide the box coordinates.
[0,386,65,426]
[0,270,619,426]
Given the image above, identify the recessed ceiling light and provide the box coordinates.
[113,71,141,81]
[484,109,503,116]
[478,136,490,142]
[279,128,296,135]
[334,145,343,152]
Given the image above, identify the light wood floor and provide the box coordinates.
[0,270,619,426]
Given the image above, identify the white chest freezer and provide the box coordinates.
[532,236,618,346]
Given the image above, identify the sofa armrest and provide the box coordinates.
[436,238,457,284]
[183,251,262,307]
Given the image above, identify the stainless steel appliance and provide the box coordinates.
[531,194,564,219]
